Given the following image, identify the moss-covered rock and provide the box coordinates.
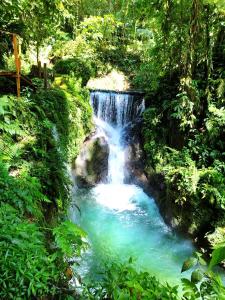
[73,135,109,187]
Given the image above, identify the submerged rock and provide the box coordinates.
[73,136,109,187]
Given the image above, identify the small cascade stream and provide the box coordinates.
[70,91,194,284]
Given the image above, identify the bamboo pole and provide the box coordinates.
[12,34,21,97]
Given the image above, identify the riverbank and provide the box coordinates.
[123,110,225,255]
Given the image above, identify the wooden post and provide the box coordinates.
[12,34,21,97]
[44,63,48,90]
[38,61,42,78]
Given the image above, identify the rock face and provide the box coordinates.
[124,142,148,186]
[123,118,149,189]
[73,136,109,187]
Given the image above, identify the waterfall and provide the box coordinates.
[71,91,195,284]
[90,91,145,184]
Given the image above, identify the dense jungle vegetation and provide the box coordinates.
[0,0,225,299]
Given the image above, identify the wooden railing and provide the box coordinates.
[0,31,21,97]
[0,31,35,97]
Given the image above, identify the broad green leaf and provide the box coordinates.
[209,246,225,269]
[191,269,203,283]
[181,257,197,272]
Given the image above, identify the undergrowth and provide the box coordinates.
[0,75,92,298]
[143,70,225,247]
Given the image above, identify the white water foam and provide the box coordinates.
[92,184,138,212]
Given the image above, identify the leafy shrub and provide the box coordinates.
[51,35,106,77]
[81,259,179,300]
[143,107,167,168]
[53,220,88,257]
[51,15,139,80]
[52,76,93,160]
[22,77,93,208]
[133,61,161,92]
[0,204,89,299]
[181,251,225,299]
[0,76,93,298]
[0,161,48,218]
[54,57,95,85]
[170,91,196,131]
[0,95,25,136]
[0,204,59,299]
[4,53,31,74]
[78,15,123,49]
[198,168,225,209]
[206,104,225,140]
[163,150,199,206]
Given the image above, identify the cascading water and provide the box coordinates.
[70,90,194,284]
[91,91,144,185]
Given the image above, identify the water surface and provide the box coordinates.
[71,183,194,284]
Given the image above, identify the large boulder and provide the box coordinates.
[73,136,109,187]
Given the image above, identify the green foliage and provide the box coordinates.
[52,76,93,160]
[206,104,225,140]
[209,243,225,269]
[162,149,199,206]
[0,204,59,299]
[54,57,95,85]
[170,92,197,131]
[51,14,142,81]
[181,251,225,299]
[181,257,198,273]
[53,220,88,257]
[0,79,92,205]
[51,33,106,77]
[143,107,167,168]
[0,203,89,299]
[142,2,225,245]
[198,168,225,209]
[0,75,93,298]
[79,15,122,45]
[81,259,179,300]
[0,95,25,136]
[0,161,48,218]
[0,0,225,299]
[133,61,161,92]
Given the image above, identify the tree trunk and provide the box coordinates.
[205,4,211,83]
[36,42,40,65]
[185,0,201,78]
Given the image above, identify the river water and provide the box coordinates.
[70,91,194,284]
